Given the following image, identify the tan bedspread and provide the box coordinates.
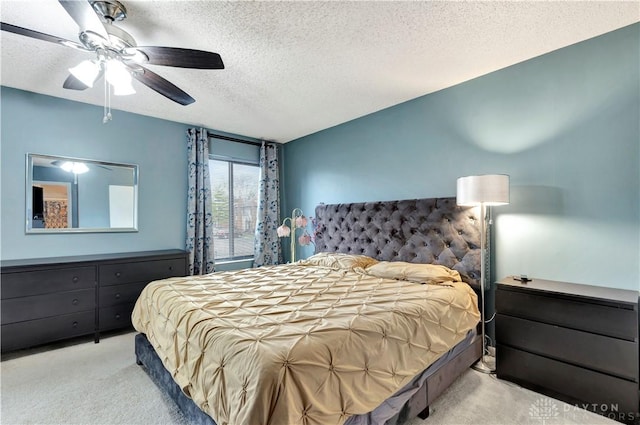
[132,263,479,425]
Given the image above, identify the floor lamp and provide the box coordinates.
[456,174,510,374]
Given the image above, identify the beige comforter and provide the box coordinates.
[132,263,479,425]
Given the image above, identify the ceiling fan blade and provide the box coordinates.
[133,47,224,69]
[58,0,109,40]
[1,22,84,49]
[132,66,195,105]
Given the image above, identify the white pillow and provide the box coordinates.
[299,252,379,270]
[365,261,462,284]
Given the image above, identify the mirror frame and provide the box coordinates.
[26,153,139,234]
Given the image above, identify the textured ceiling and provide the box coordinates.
[1,1,638,143]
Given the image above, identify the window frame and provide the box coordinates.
[209,154,260,262]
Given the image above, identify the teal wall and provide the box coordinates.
[1,87,189,260]
[282,24,640,291]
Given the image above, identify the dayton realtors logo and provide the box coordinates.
[529,398,560,424]
[530,398,638,424]
[563,403,638,423]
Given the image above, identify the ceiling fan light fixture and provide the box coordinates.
[60,161,90,174]
[113,79,136,96]
[105,59,135,95]
[69,60,101,88]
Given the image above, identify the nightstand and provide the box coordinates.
[495,277,639,424]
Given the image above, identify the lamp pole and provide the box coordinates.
[472,202,495,373]
[456,174,510,374]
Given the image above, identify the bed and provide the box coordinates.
[133,197,483,425]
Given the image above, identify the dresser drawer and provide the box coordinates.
[1,288,96,324]
[99,258,186,286]
[496,288,637,341]
[1,311,95,352]
[497,345,638,417]
[1,266,96,299]
[496,314,638,381]
[99,303,135,331]
[99,282,148,307]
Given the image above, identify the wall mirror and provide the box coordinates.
[26,153,138,233]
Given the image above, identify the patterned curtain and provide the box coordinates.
[253,142,281,266]
[186,128,215,275]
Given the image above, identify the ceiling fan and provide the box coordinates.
[1,0,224,115]
[50,159,112,173]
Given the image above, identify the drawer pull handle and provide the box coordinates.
[169,266,173,271]
[72,299,79,305]
[115,314,121,320]
[72,321,78,328]
[115,293,121,299]
[115,272,122,278]
[72,276,79,283]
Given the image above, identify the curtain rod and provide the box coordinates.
[207,132,273,147]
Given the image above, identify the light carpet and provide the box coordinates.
[1,332,616,425]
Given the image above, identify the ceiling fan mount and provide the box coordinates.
[90,0,128,23]
[0,0,225,112]
[79,1,143,61]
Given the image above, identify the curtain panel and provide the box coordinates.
[186,128,215,275]
[253,142,281,266]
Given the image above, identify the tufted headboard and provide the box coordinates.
[314,197,482,290]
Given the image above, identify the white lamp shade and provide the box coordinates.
[457,174,510,206]
[113,80,136,96]
[105,60,134,94]
[68,60,101,88]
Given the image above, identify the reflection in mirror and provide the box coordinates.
[26,154,138,233]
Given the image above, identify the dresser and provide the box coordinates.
[496,277,639,424]
[1,250,188,353]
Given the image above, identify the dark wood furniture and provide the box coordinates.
[496,277,639,424]
[1,250,188,353]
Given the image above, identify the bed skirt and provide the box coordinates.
[135,331,480,425]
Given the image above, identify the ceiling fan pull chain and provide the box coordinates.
[103,71,112,124]
[103,74,108,123]
[107,81,112,122]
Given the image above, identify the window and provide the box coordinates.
[209,159,260,261]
